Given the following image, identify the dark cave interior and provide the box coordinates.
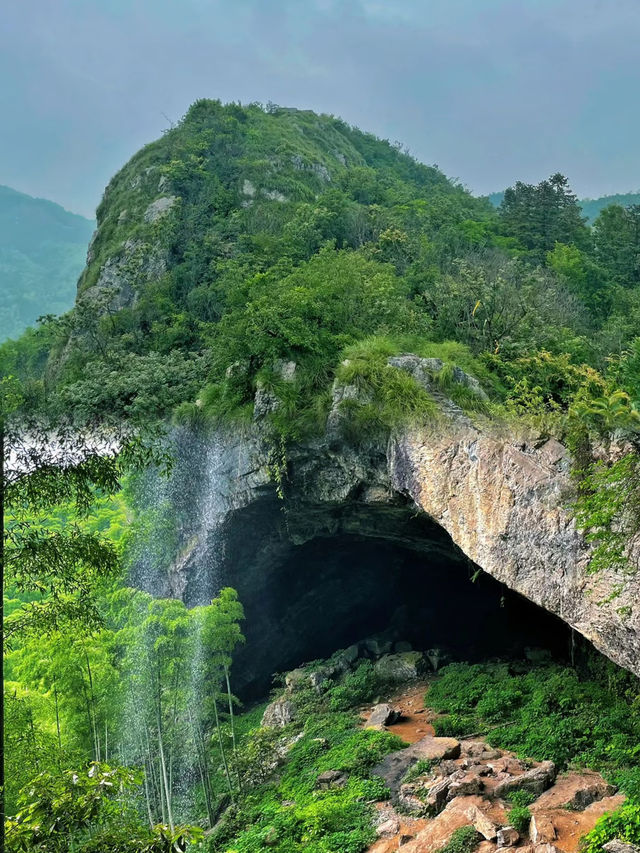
[213,497,575,698]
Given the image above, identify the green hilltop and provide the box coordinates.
[4,99,640,444]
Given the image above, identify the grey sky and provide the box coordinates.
[3,0,640,217]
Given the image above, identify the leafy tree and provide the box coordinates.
[417,255,586,356]
[499,173,589,261]
[593,203,640,288]
[547,242,611,315]
[5,763,202,852]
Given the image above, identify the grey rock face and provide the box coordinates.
[166,355,640,685]
[372,736,461,799]
[144,195,177,223]
[389,423,640,678]
[81,237,167,313]
[261,698,296,728]
[497,826,520,848]
[316,769,348,789]
[603,842,640,853]
[375,652,424,683]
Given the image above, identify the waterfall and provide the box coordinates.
[114,427,244,826]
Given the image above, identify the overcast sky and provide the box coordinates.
[3,0,640,217]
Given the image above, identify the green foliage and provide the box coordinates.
[547,243,611,315]
[507,805,531,834]
[488,350,605,412]
[5,762,202,852]
[581,803,640,853]
[403,759,433,785]
[214,718,402,853]
[572,454,640,574]
[427,662,640,790]
[432,714,478,737]
[506,790,536,808]
[327,661,383,711]
[594,204,640,289]
[499,173,589,261]
[334,338,438,441]
[435,826,481,853]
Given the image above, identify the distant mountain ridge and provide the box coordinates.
[579,192,640,223]
[487,188,640,223]
[0,185,95,341]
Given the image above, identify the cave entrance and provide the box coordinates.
[205,497,575,699]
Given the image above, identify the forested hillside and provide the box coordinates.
[4,101,640,853]
[580,192,640,223]
[5,99,640,434]
[0,185,94,341]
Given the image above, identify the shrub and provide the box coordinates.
[508,805,532,835]
[436,826,481,853]
[327,661,383,711]
[403,759,434,785]
[581,803,640,853]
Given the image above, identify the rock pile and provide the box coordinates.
[261,640,424,728]
[369,735,624,853]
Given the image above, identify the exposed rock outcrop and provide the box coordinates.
[159,359,640,685]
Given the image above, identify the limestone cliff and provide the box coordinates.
[163,362,639,685]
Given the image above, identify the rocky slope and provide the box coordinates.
[260,660,628,853]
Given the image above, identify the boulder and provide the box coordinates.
[367,703,401,728]
[364,636,394,658]
[447,770,485,800]
[372,735,460,798]
[530,815,557,845]
[531,771,616,811]
[497,826,520,847]
[465,805,498,841]
[332,644,359,671]
[399,782,432,816]
[377,817,401,837]
[375,652,425,683]
[461,741,502,761]
[316,769,348,789]
[386,354,488,400]
[398,800,481,853]
[284,664,336,694]
[495,761,556,798]
[284,668,307,692]
[603,842,640,853]
[261,698,296,728]
[422,777,451,814]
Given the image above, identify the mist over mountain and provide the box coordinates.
[0,184,94,341]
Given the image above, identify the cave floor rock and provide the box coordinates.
[366,684,625,853]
